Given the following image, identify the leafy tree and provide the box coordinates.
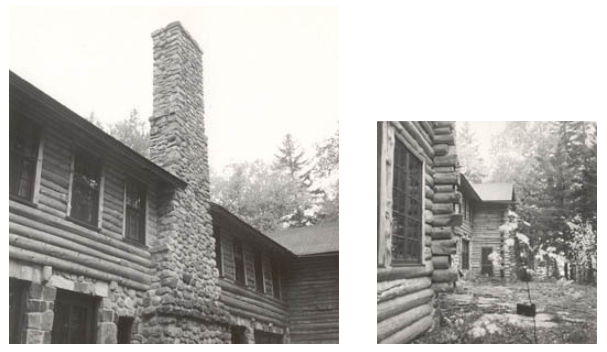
[304,129,339,222]
[456,122,486,183]
[87,112,105,130]
[108,109,150,157]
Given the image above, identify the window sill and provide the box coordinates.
[65,216,101,232]
[122,237,148,249]
[9,195,38,208]
[391,262,425,268]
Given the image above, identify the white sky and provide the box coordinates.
[460,121,506,167]
[9,7,338,173]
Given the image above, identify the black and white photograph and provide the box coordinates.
[377,121,597,344]
[9,7,338,344]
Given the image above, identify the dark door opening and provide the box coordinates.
[52,289,98,344]
[9,278,28,344]
[231,326,247,344]
[481,247,494,277]
[254,330,283,344]
[117,317,134,344]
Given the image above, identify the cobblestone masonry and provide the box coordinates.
[142,21,230,343]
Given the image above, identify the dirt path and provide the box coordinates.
[414,279,597,344]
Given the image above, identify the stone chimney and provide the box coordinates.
[142,21,230,343]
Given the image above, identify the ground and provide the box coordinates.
[414,279,597,344]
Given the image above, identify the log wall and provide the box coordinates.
[9,121,163,291]
[377,121,461,343]
[469,203,509,278]
[285,255,339,344]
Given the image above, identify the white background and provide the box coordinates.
[4,1,606,349]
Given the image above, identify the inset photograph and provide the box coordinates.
[10,7,338,344]
[377,121,596,344]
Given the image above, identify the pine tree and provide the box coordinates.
[274,133,306,179]
[456,122,486,183]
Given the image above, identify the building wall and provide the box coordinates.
[285,255,339,344]
[469,203,509,278]
[377,121,461,344]
[213,219,290,343]
[9,114,163,343]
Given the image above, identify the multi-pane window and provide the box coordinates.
[254,252,264,293]
[462,239,470,270]
[213,225,223,275]
[125,181,146,244]
[70,150,101,226]
[271,259,281,299]
[233,238,245,285]
[51,290,98,344]
[10,114,40,202]
[391,139,423,264]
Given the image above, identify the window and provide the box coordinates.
[254,252,264,293]
[254,330,283,344]
[70,150,102,226]
[10,114,40,202]
[125,180,146,244]
[117,317,134,344]
[233,238,245,285]
[391,139,423,265]
[213,225,223,275]
[52,290,98,344]
[271,259,281,299]
[9,279,28,344]
[462,239,470,270]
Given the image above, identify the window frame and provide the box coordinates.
[66,148,104,230]
[253,251,265,294]
[270,258,282,299]
[123,179,147,246]
[213,225,223,276]
[378,123,426,268]
[462,239,470,270]
[233,237,246,286]
[9,113,44,205]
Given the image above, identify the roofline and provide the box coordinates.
[461,174,516,203]
[209,202,294,257]
[298,251,339,258]
[460,174,482,202]
[9,70,187,189]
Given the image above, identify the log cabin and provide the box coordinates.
[454,175,516,279]
[9,21,339,344]
[377,121,462,344]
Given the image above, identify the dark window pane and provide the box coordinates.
[9,114,39,201]
[214,225,222,275]
[271,259,281,299]
[233,238,245,285]
[125,181,146,244]
[391,139,423,264]
[52,290,98,344]
[70,151,101,225]
[254,252,264,293]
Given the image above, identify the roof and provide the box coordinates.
[469,182,515,203]
[9,70,187,189]
[267,221,339,256]
[209,203,293,257]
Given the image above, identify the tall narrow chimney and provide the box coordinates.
[142,21,229,344]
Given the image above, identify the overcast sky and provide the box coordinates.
[9,7,338,173]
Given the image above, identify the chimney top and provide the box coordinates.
[151,21,202,55]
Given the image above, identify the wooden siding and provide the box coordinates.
[9,121,163,291]
[285,255,339,344]
[469,203,509,277]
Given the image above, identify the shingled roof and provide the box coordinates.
[267,221,339,256]
[470,182,515,203]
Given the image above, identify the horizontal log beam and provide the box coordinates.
[377,302,432,343]
[434,126,452,135]
[432,239,457,255]
[433,213,463,227]
[380,315,433,344]
[433,191,462,203]
[432,256,450,270]
[9,234,151,284]
[377,277,432,303]
[434,172,459,185]
[431,227,454,240]
[434,133,455,145]
[9,246,148,290]
[433,144,449,156]
[401,121,434,158]
[432,268,458,283]
[434,184,455,193]
[434,153,457,167]
[377,260,433,282]
[432,282,455,293]
[377,288,434,322]
[432,203,454,214]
